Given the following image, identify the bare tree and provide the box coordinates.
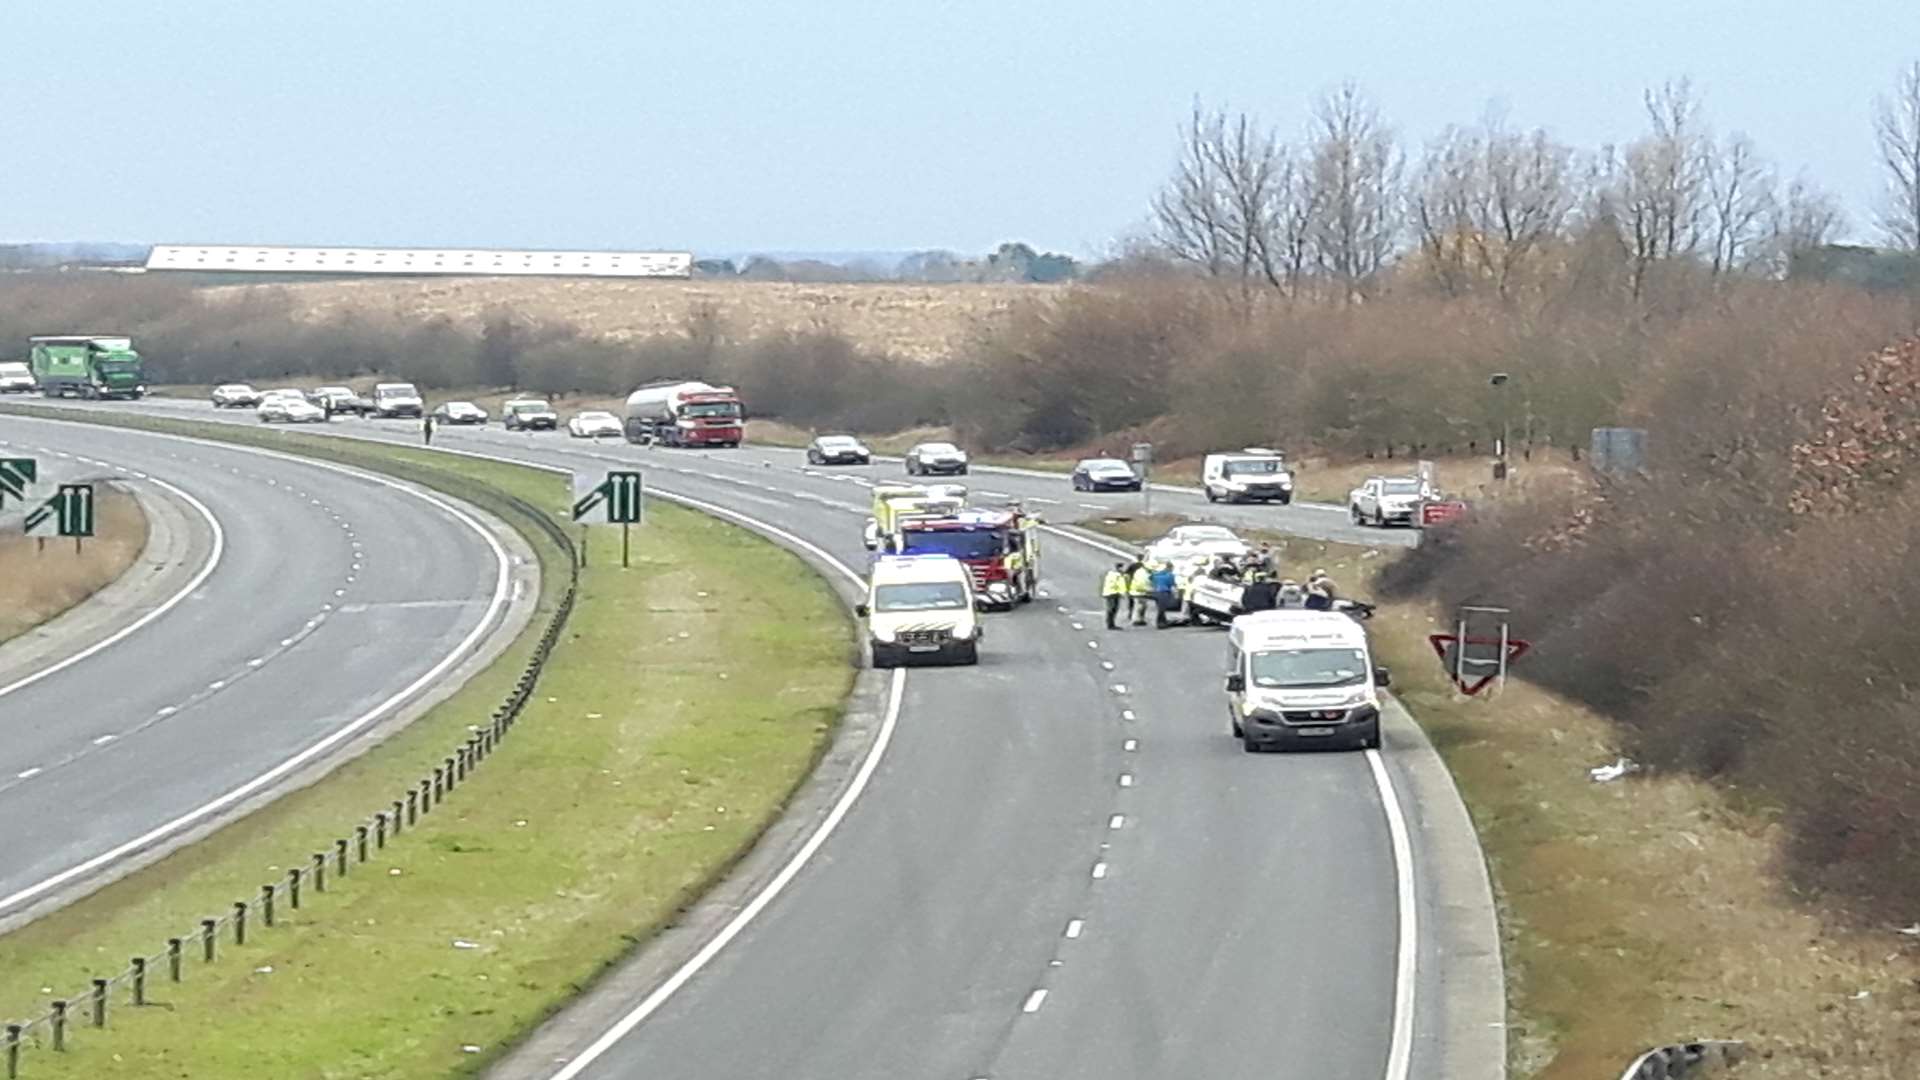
[1874,61,1920,250]
[1151,104,1236,277]
[1151,103,1298,297]
[1306,83,1402,300]
[1613,79,1712,298]
[1410,115,1576,297]
[1762,176,1846,276]
[1705,133,1776,277]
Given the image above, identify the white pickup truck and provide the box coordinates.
[1348,475,1433,528]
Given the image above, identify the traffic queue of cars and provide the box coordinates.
[207,382,631,438]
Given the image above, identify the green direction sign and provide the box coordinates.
[571,470,644,525]
[0,457,36,509]
[25,483,95,537]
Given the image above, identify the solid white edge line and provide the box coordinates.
[370,434,909,1080]
[1366,747,1417,1080]
[0,422,514,917]
[0,474,225,700]
[546,668,906,1080]
[1044,521,1417,1080]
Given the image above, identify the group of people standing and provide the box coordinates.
[1100,543,1341,630]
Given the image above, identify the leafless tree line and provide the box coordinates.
[1152,78,1859,301]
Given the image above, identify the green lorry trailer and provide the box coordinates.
[29,335,146,399]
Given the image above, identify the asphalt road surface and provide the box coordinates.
[17,398,1436,1080]
[0,415,512,921]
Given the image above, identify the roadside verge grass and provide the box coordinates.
[0,410,854,1078]
[0,486,146,644]
[1080,513,1920,1079]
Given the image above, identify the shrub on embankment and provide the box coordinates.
[1378,325,1920,920]
[5,272,1918,467]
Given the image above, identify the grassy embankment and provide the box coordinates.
[0,487,146,644]
[1084,513,1919,1080]
[0,409,853,1078]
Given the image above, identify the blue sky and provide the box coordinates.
[4,1,1917,256]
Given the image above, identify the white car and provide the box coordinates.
[0,361,37,393]
[905,441,969,476]
[430,401,489,426]
[258,392,327,423]
[1143,523,1251,565]
[1349,475,1430,527]
[567,410,624,438]
[211,383,262,408]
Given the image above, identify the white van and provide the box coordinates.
[1202,448,1295,504]
[855,555,983,668]
[1225,610,1389,751]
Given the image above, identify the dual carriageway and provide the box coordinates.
[0,397,1493,1080]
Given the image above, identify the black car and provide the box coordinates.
[1070,457,1143,492]
[807,434,872,465]
[309,386,375,416]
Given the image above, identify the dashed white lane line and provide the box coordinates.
[1064,919,1084,939]
[1108,814,1125,830]
[1077,502,1103,510]
[1022,989,1048,1014]
[1091,862,1109,880]
[1121,709,1136,721]
[980,489,1011,497]
[91,734,115,746]
[1100,661,1114,670]
[1086,641,1099,649]
[1056,606,1071,614]
[1071,622,1084,631]
[1124,738,1138,751]
[15,768,41,781]
[1029,497,1061,505]
[208,680,226,691]
[1119,773,1134,787]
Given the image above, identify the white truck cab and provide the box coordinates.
[855,555,983,668]
[1225,610,1389,752]
[1202,448,1295,504]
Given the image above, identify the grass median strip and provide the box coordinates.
[1082,512,1920,1078]
[0,412,854,1078]
[0,485,146,645]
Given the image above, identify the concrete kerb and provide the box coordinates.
[0,477,210,690]
[1045,520,1507,1080]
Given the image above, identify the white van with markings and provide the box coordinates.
[855,555,983,668]
[1225,610,1389,751]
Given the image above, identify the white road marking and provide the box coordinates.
[1108,814,1125,830]
[1121,709,1135,721]
[1111,684,1127,694]
[1366,747,1418,1080]
[15,768,41,781]
[1100,661,1114,670]
[1086,641,1098,649]
[1064,919,1084,939]
[248,657,265,667]
[1091,862,1109,880]
[1041,519,1423,1080]
[1078,502,1103,509]
[1070,622,1083,631]
[1119,774,1133,787]
[1123,739,1138,751]
[91,735,115,746]
[539,491,903,1080]
[1029,497,1060,504]
[0,423,517,919]
[208,680,226,691]
[980,490,1011,497]
[1021,989,1048,1014]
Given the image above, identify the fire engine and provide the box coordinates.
[864,486,1041,610]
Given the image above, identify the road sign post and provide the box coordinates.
[1131,442,1154,517]
[571,470,645,568]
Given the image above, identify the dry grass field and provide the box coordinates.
[0,486,147,644]
[209,278,1056,361]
